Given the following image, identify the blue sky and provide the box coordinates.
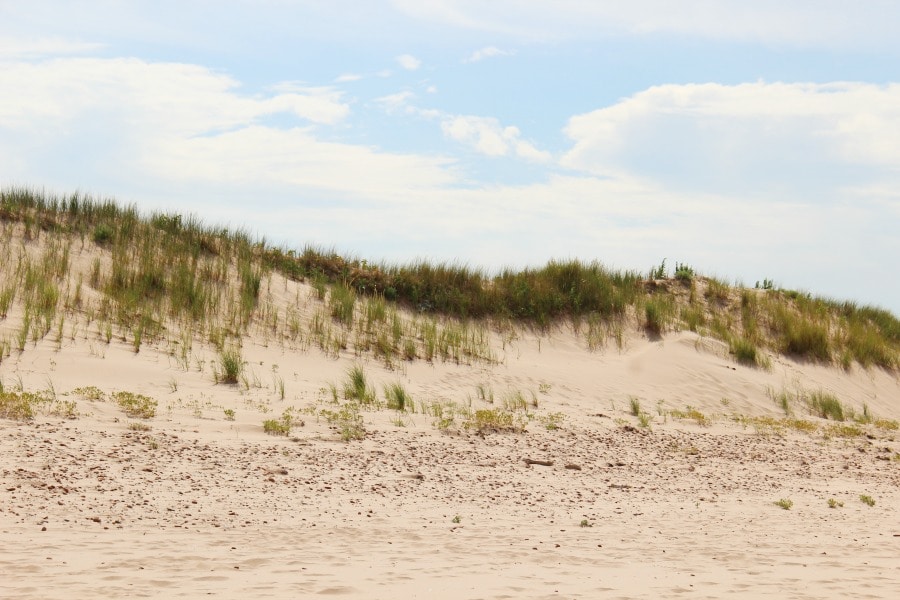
[2,1,899,313]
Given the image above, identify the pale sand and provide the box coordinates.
[2,277,899,598]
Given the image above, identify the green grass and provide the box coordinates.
[342,365,375,404]
[859,494,875,507]
[730,336,763,366]
[807,390,845,421]
[1,186,897,372]
[112,391,157,419]
[384,382,412,411]
[774,498,793,510]
[463,408,526,434]
[629,396,641,416]
[218,347,243,384]
[262,411,295,436]
[320,403,366,441]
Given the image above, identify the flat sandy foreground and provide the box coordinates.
[2,318,899,599]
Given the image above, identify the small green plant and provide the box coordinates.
[827,498,843,509]
[629,396,641,417]
[218,347,243,384]
[644,298,670,335]
[342,365,375,404]
[540,412,565,431]
[674,262,694,282]
[859,494,875,507]
[128,421,151,431]
[452,515,462,524]
[649,259,666,280]
[670,407,710,427]
[320,404,366,441]
[579,519,593,528]
[464,408,525,434]
[808,390,844,421]
[0,390,42,420]
[730,337,760,366]
[92,223,114,245]
[112,391,157,419]
[384,382,412,411]
[767,386,794,416]
[223,408,235,421]
[637,412,652,429]
[262,411,294,436]
[823,423,864,438]
[72,386,105,401]
[874,418,899,431]
[774,498,793,510]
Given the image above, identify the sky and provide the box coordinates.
[2,1,899,314]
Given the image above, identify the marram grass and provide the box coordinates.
[1,186,897,370]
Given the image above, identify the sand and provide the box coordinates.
[2,273,900,598]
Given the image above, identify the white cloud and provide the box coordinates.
[0,56,456,201]
[0,36,104,58]
[375,91,416,114]
[464,46,514,63]
[334,73,362,83]
[440,115,551,162]
[396,54,422,71]
[391,1,900,49]
[562,82,900,197]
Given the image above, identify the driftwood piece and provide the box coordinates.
[524,458,554,467]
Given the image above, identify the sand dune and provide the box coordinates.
[1,222,899,598]
[3,299,899,598]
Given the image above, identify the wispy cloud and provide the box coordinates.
[463,46,514,63]
[334,73,363,83]
[441,115,550,162]
[396,53,422,71]
[392,1,900,49]
[0,36,105,58]
[375,91,416,113]
[375,90,550,162]
[562,82,900,197]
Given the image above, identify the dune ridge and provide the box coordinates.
[1,188,899,598]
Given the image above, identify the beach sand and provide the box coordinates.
[2,272,899,599]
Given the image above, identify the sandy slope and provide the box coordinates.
[2,277,900,598]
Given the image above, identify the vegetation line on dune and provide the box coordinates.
[0,186,897,370]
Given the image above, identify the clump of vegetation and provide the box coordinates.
[539,412,565,431]
[774,498,793,510]
[670,407,710,427]
[384,382,412,412]
[827,498,844,509]
[217,347,243,384]
[859,494,875,507]
[643,296,673,335]
[320,404,365,441]
[730,336,762,366]
[463,409,526,434]
[807,390,845,421]
[0,187,896,371]
[673,262,694,282]
[0,390,41,420]
[342,365,375,404]
[112,391,156,419]
[629,396,641,416]
[262,410,296,436]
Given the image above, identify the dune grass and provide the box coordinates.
[1,186,897,371]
